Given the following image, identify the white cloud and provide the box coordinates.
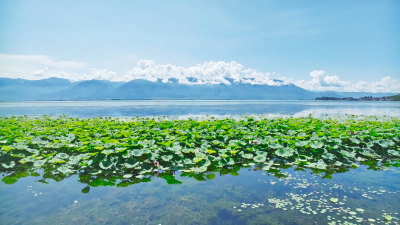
[0,53,88,80]
[0,53,283,85]
[122,60,283,85]
[292,70,400,93]
[0,53,398,93]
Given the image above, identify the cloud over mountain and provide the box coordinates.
[293,70,400,93]
[122,60,283,85]
[0,53,398,93]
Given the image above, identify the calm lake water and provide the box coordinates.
[0,100,399,117]
[1,100,399,225]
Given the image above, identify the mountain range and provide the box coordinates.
[0,77,397,101]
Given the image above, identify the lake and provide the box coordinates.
[0,100,399,225]
[0,100,399,117]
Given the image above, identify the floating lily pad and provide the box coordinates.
[275,147,294,158]
[161,155,173,162]
[1,161,15,168]
[253,155,266,163]
[330,198,339,203]
[383,214,393,221]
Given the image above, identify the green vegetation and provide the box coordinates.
[388,94,400,101]
[0,116,399,192]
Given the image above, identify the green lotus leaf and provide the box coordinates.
[268,142,282,149]
[81,186,90,194]
[99,156,117,170]
[90,169,103,175]
[242,153,253,159]
[14,143,28,150]
[219,153,229,158]
[67,155,83,165]
[297,132,307,137]
[161,155,173,162]
[256,151,268,156]
[26,148,39,154]
[295,141,309,147]
[376,139,393,148]
[123,174,133,178]
[124,160,140,169]
[322,153,335,160]
[383,214,393,221]
[309,141,324,149]
[183,158,193,164]
[142,149,151,154]
[57,166,74,174]
[315,159,327,170]
[1,161,15,168]
[0,115,399,190]
[217,161,225,168]
[170,145,182,152]
[33,160,46,168]
[207,155,221,162]
[2,176,18,185]
[253,155,266,163]
[101,149,114,155]
[388,150,400,156]
[1,145,13,152]
[115,147,127,152]
[206,173,216,180]
[334,161,343,166]
[164,174,182,184]
[330,198,339,203]
[350,138,360,144]
[340,150,356,158]
[131,150,143,156]
[99,159,113,169]
[225,157,235,165]
[275,147,294,158]
[193,156,204,162]
[56,153,69,160]
[193,166,208,173]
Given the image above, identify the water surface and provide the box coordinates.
[1,100,399,225]
[0,100,399,117]
[1,166,399,225]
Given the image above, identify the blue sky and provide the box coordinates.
[0,0,399,92]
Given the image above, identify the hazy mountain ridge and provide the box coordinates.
[0,77,397,101]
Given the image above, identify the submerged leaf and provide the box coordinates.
[81,186,90,194]
[2,176,18,184]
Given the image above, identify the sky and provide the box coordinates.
[0,0,399,92]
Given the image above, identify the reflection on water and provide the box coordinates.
[1,166,399,225]
[0,100,399,117]
[1,142,399,225]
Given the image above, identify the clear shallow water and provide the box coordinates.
[1,166,399,225]
[0,100,399,225]
[0,100,399,117]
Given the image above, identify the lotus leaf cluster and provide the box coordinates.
[0,116,399,192]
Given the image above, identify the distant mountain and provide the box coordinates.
[314,91,398,98]
[111,79,317,100]
[0,77,71,101]
[315,94,400,101]
[387,94,400,101]
[0,77,397,101]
